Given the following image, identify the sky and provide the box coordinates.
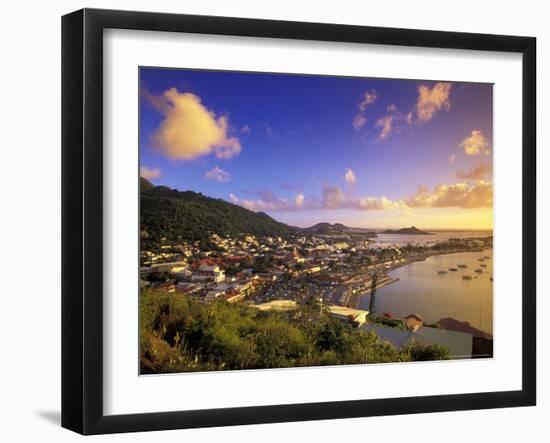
[139,67,493,230]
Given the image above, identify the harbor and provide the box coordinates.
[358,249,493,335]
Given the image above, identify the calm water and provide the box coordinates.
[372,230,492,247]
[359,250,493,334]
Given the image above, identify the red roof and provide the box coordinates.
[226,256,246,262]
[194,258,220,268]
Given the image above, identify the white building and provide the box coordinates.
[191,264,226,283]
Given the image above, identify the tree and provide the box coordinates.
[408,343,450,361]
[368,274,378,315]
[297,295,328,325]
[315,319,346,354]
[140,288,452,373]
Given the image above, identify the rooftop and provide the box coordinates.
[361,323,474,359]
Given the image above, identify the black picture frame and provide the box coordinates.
[62,8,537,435]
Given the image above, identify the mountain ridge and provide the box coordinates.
[140,180,294,248]
[140,179,380,248]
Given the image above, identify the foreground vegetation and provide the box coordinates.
[140,289,449,374]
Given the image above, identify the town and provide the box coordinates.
[141,230,492,313]
[140,231,493,363]
[136,69,496,372]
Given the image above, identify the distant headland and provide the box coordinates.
[382,226,433,235]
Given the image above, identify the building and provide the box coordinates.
[191,264,226,283]
[149,261,187,273]
[252,300,298,311]
[175,282,203,300]
[251,301,369,327]
[205,290,226,303]
[327,306,369,327]
[403,314,424,332]
[361,323,475,359]
[411,326,474,359]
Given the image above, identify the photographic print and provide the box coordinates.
[139,67,494,375]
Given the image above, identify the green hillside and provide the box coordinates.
[140,179,295,249]
[140,288,450,374]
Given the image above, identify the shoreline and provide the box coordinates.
[346,275,399,308]
[344,247,492,310]
[351,247,494,336]
[388,246,492,273]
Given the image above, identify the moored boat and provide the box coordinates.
[463,275,473,280]
[449,267,458,272]
[438,270,448,275]
[475,268,483,273]
[458,264,468,268]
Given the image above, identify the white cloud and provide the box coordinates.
[375,115,394,140]
[411,82,452,124]
[344,168,357,185]
[375,105,405,141]
[321,184,402,211]
[352,114,367,130]
[363,83,452,141]
[295,193,305,208]
[205,166,232,182]
[321,184,347,209]
[353,90,377,131]
[406,180,493,208]
[140,166,161,180]
[148,88,241,160]
[355,196,401,211]
[355,82,452,142]
[228,190,303,212]
[229,193,240,204]
[240,124,251,134]
[229,178,492,214]
[358,90,378,112]
[321,180,492,211]
[456,164,492,181]
[448,153,456,163]
[460,129,490,156]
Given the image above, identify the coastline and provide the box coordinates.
[351,247,494,336]
[344,247,492,310]
[346,275,399,308]
[388,246,492,272]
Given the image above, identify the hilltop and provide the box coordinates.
[382,226,433,235]
[140,179,294,248]
[140,179,380,249]
[303,222,377,237]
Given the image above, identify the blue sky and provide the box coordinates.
[139,67,493,229]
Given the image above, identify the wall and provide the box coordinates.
[0,0,546,441]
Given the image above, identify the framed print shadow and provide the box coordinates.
[62,8,536,435]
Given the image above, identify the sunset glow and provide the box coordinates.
[140,68,493,230]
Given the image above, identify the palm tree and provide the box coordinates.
[368,274,377,315]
